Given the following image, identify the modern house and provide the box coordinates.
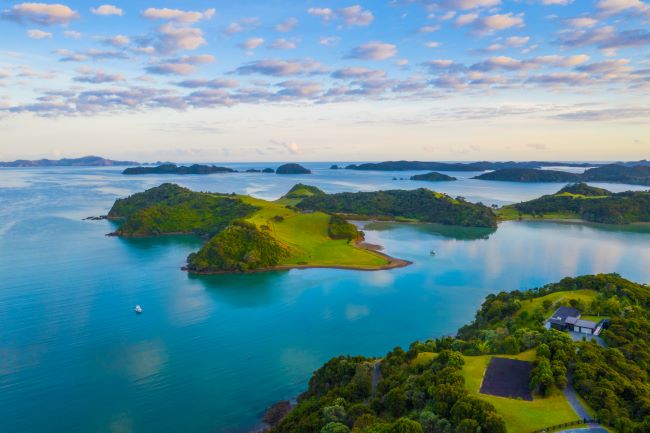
[545,306,602,336]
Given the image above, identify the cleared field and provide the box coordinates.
[238,195,391,269]
[462,351,578,433]
[497,207,579,221]
[517,290,599,318]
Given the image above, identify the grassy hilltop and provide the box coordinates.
[498,183,650,224]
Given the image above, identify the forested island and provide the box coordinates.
[475,164,650,186]
[344,161,596,172]
[410,172,457,182]
[106,183,498,272]
[264,274,650,433]
[473,168,580,182]
[276,163,312,174]
[123,164,236,175]
[499,183,650,224]
[0,155,139,167]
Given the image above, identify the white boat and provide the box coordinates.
[430,250,436,256]
[134,305,143,314]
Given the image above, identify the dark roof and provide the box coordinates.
[574,319,597,329]
[551,306,580,322]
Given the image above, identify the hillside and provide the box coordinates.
[582,164,650,186]
[268,274,650,433]
[344,161,596,171]
[0,155,139,167]
[473,168,580,182]
[107,183,404,273]
[122,164,235,175]
[296,188,497,228]
[499,183,650,224]
[410,172,457,182]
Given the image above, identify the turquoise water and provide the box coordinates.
[1,165,649,433]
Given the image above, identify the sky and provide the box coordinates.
[0,0,649,162]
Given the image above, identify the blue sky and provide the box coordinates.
[0,1,648,162]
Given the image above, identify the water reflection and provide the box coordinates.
[362,221,497,240]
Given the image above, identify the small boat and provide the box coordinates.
[134,305,143,314]
[430,250,436,256]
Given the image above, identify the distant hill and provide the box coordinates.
[276,163,311,174]
[582,164,650,186]
[410,171,457,182]
[0,155,139,167]
[123,164,236,175]
[473,168,581,182]
[344,160,597,171]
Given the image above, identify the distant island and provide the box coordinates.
[0,155,139,167]
[344,160,597,172]
[106,183,497,273]
[410,171,457,182]
[498,183,650,224]
[123,164,236,175]
[276,163,311,174]
[473,168,580,182]
[476,164,650,186]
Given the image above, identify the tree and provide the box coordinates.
[390,419,423,433]
[320,422,350,433]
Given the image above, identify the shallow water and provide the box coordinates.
[1,164,649,433]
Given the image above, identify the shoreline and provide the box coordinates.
[183,239,412,275]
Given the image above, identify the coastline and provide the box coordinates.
[183,239,412,275]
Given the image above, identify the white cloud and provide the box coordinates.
[146,55,215,76]
[425,41,441,48]
[103,34,130,47]
[566,17,599,28]
[268,38,298,50]
[2,2,79,26]
[506,36,530,47]
[347,41,397,60]
[64,30,81,39]
[91,5,123,16]
[308,5,374,26]
[319,36,339,46]
[27,29,52,39]
[272,139,304,154]
[597,0,650,15]
[443,0,501,9]
[154,24,206,53]
[142,8,215,24]
[475,13,525,33]
[239,37,264,50]
[541,0,573,5]
[223,17,260,35]
[456,13,478,26]
[275,17,298,32]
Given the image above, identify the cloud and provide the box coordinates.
[145,55,215,76]
[331,67,386,80]
[102,35,130,47]
[268,38,298,50]
[596,0,650,16]
[474,13,525,34]
[277,80,322,98]
[91,4,123,16]
[27,29,52,39]
[223,17,260,35]
[552,107,650,121]
[142,8,215,23]
[425,41,441,48]
[239,37,264,50]
[442,0,501,9]
[418,25,440,33]
[541,0,573,4]
[319,36,339,46]
[2,2,79,26]
[346,41,397,60]
[565,17,599,28]
[271,139,304,154]
[73,67,124,83]
[575,59,631,74]
[174,78,239,89]
[455,13,478,26]
[234,59,328,76]
[308,5,374,26]
[154,24,206,53]
[558,25,650,50]
[275,17,298,32]
[506,36,530,47]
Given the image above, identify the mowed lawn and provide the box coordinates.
[462,350,578,433]
[238,195,389,268]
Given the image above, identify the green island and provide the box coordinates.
[122,163,236,175]
[473,168,580,183]
[107,183,496,273]
[267,274,650,433]
[474,164,650,186]
[498,183,650,224]
[410,172,457,182]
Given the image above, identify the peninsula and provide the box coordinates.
[107,183,496,273]
[475,164,650,186]
[473,168,580,182]
[499,183,650,224]
[344,160,597,172]
[0,155,139,167]
[265,274,650,433]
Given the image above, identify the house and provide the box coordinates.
[545,306,602,336]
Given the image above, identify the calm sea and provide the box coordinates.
[1,164,649,433]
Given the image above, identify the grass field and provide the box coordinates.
[237,195,391,269]
[497,207,580,221]
[517,290,599,318]
[461,350,578,433]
